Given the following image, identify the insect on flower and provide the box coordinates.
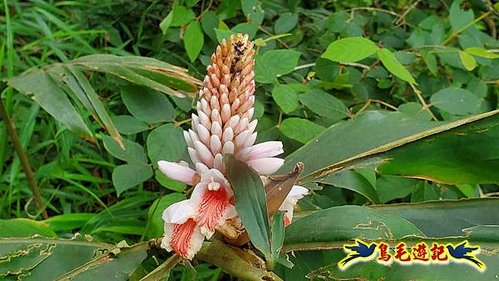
[158,33,308,259]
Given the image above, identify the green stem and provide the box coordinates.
[0,85,48,219]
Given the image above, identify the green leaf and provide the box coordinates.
[280,111,438,179]
[377,111,499,184]
[283,110,499,184]
[284,205,423,251]
[421,50,438,76]
[184,21,204,62]
[7,69,92,137]
[146,124,186,164]
[112,164,153,196]
[43,214,95,232]
[318,170,379,203]
[430,87,481,115]
[458,51,477,71]
[322,37,377,63]
[269,211,286,270]
[145,193,185,239]
[102,135,147,164]
[272,84,299,113]
[225,155,271,260]
[449,0,474,31]
[111,115,149,135]
[376,176,420,203]
[54,242,148,281]
[0,235,113,280]
[464,47,499,59]
[280,118,325,144]
[372,198,499,237]
[255,50,301,83]
[121,85,176,124]
[377,48,416,84]
[66,66,123,148]
[159,10,173,35]
[0,219,56,238]
[298,89,349,120]
[70,55,200,97]
[170,5,195,27]
[139,254,180,281]
[274,13,298,34]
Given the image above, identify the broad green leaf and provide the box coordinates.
[0,235,112,280]
[43,214,95,232]
[272,84,299,113]
[377,48,416,84]
[269,211,286,270]
[184,21,204,62]
[281,111,436,178]
[280,118,325,144]
[7,69,92,137]
[112,164,153,196]
[102,135,147,164]
[318,170,379,203]
[464,47,499,59]
[145,193,185,239]
[449,0,474,31]
[255,50,301,83]
[376,176,421,203]
[139,254,180,281]
[274,13,298,34]
[200,11,219,41]
[66,66,123,148]
[430,87,481,115]
[421,50,438,76]
[225,155,271,260]
[373,198,499,237]
[70,55,200,96]
[322,37,377,63]
[298,89,349,120]
[146,124,186,164]
[121,85,176,124]
[111,115,149,135]
[458,51,477,71]
[159,10,173,35]
[170,5,195,27]
[54,242,148,281]
[377,111,499,184]
[284,205,423,251]
[0,219,56,238]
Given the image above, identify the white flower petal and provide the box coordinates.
[188,147,201,164]
[211,121,222,138]
[158,160,198,185]
[247,157,284,175]
[162,199,196,224]
[194,140,214,167]
[222,126,234,143]
[210,135,222,155]
[222,141,235,154]
[235,130,250,148]
[248,141,283,160]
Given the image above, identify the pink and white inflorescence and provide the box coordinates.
[158,34,308,259]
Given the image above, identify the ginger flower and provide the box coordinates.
[159,34,308,259]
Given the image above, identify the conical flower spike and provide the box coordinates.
[184,34,284,175]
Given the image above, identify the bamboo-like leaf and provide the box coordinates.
[225,155,271,260]
[7,69,93,138]
[282,110,499,185]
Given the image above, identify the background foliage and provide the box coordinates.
[0,0,498,280]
